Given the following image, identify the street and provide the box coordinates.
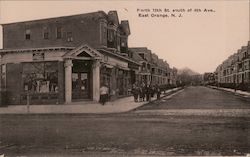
[137,86,250,110]
[0,86,250,156]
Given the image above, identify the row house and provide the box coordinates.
[215,41,250,87]
[129,47,177,86]
[169,67,178,85]
[0,11,140,105]
[203,72,216,85]
[129,47,152,84]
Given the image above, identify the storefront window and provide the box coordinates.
[101,66,111,84]
[22,62,58,93]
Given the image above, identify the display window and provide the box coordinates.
[100,66,111,88]
[22,62,58,93]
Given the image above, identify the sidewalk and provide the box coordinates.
[209,85,250,98]
[0,87,182,114]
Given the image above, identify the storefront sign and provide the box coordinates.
[128,63,139,70]
[105,56,128,68]
[33,52,45,61]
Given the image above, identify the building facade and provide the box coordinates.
[203,72,216,85]
[0,11,140,105]
[0,10,177,105]
[129,47,177,86]
[215,41,250,90]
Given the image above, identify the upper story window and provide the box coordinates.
[139,53,145,59]
[108,29,114,42]
[25,29,31,40]
[43,27,49,39]
[100,22,107,45]
[244,52,247,58]
[117,35,120,51]
[121,37,127,47]
[67,32,73,42]
[56,26,62,39]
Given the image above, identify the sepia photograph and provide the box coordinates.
[0,0,249,156]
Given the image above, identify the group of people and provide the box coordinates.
[99,82,163,105]
[131,82,161,102]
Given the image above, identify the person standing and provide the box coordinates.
[139,85,143,102]
[132,83,139,102]
[151,85,156,98]
[141,82,146,101]
[100,84,109,105]
[156,85,161,100]
[146,84,150,102]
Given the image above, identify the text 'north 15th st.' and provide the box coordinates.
[137,8,216,18]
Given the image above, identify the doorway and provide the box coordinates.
[72,60,92,100]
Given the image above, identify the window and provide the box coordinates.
[238,63,243,69]
[117,35,120,51]
[43,27,49,39]
[121,37,127,47]
[100,22,107,45]
[25,29,31,40]
[67,32,73,42]
[108,29,114,42]
[22,62,58,93]
[56,26,62,39]
[139,53,145,59]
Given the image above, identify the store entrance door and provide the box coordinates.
[72,60,92,100]
[72,72,90,100]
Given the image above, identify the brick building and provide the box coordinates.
[129,47,177,86]
[215,41,250,90]
[203,72,216,85]
[0,11,140,105]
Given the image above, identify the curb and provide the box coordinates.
[0,88,184,115]
[208,86,250,100]
[129,87,184,112]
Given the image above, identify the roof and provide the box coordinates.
[129,47,152,63]
[157,59,165,67]
[1,11,107,26]
[131,51,144,62]
[63,44,102,60]
[107,11,119,26]
[129,47,148,52]
[151,53,159,64]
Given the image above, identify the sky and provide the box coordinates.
[0,0,249,74]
